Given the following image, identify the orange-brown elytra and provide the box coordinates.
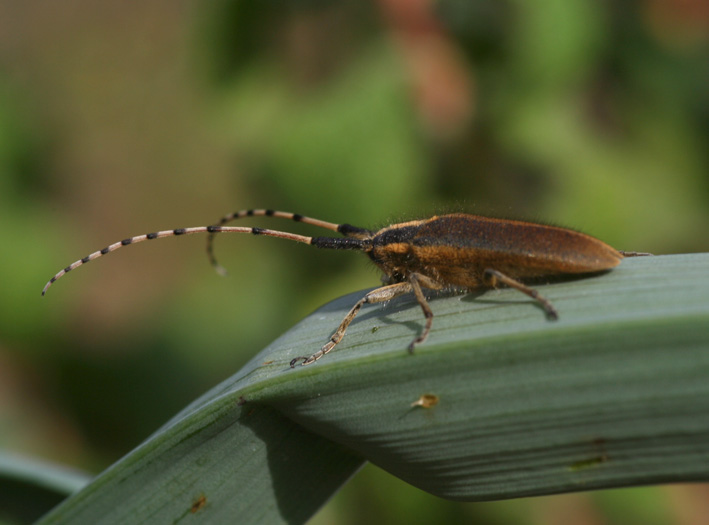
[43,209,649,366]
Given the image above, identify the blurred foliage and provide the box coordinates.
[0,0,707,523]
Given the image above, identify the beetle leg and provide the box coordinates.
[483,269,559,320]
[290,282,414,367]
[406,272,444,353]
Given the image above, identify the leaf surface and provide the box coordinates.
[39,254,709,522]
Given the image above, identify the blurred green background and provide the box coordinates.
[0,0,707,523]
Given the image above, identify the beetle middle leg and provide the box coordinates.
[406,273,444,352]
[483,269,559,320]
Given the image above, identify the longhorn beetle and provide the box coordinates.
[43,209,649,366]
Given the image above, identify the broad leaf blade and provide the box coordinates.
[39,254,709,522]
[39,402,363,524]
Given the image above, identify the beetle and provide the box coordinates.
[43,209,648,366]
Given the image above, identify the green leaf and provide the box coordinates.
[37,405,363,524]
[39,253,709,523]
[0,453,90,523]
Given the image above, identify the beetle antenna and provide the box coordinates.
[42,225,367,296]
[206,209,369,275]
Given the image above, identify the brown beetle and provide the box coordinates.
[43,209,649,366]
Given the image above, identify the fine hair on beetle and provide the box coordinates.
[43,209,650,366]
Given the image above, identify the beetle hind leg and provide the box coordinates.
[483,269,559,320]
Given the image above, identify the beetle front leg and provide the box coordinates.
[290,282,414,367]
